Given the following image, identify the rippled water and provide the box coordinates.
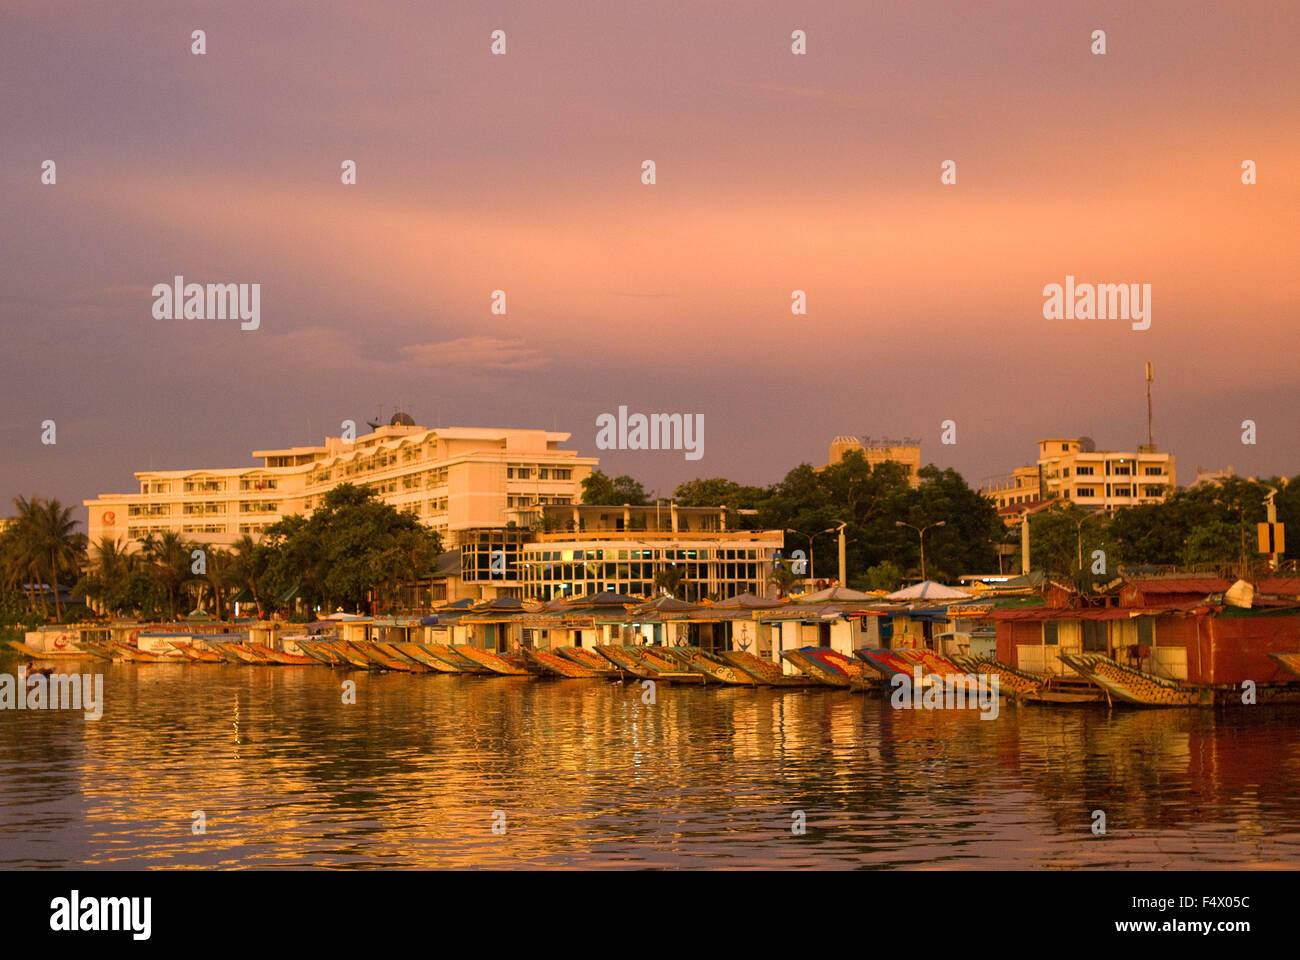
[2,654,1299,869]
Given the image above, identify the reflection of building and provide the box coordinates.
[83,415,597,551]
[823,435,922,487]
[981,437,1176,518]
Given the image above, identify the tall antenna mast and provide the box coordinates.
[1144,361,1154,451]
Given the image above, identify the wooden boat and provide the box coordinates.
[389,642,461,673]
[596,645,660,680]
[204,640,249,663]
[293,639,341,664]
[320,640,375,669]
[7,640,107,660]
[519,646,604,678]
[76,639,122,661]
[779,647,859,687]
[555,646,621,677]
[249,642,317,665]
[372,641,438,671]
[110,641,176,663]
[450,645,530,676]
[948,654,1048,700]
[619,646,705,684]
[1059,653,1204,707]
[424,643,494,674]
[347,641,426,671]
[720,650,822,686]
[665,646,757,685]
[169,641,223,663]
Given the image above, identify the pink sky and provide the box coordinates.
[3,1,1298,516]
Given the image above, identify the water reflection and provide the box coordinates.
[1,656,1298,869]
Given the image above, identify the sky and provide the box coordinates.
[3,1,1298,522]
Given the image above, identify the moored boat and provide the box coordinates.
[348,640,426,671]
[450,645,530,676]
[520,646,604,678]
[7,640,107,661]
[555,646,621,677]
[618,646,705,684]
[424,643,494,674]
[248,642,317,665]
[389,642,461,673]
[780,647,862,687]
[1059,653,1204,707]
[665,646,757,685]
[720,650,822,686]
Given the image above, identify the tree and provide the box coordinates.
[10,496,83,621]
[672,478,767,509]
[259,484,441,613]
[142,530,195,620]
[581,470,650,506]
[652,563,687,598]
[228,534,270,616]
[860,560,904,592]
[82,535,136,615]
[766,560,802,598]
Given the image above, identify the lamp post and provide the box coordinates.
[896,520,945,581]
[784,529,816,581]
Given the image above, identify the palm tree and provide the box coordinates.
[653,563,687,599]
[766,560,801,599]
[229,534,268,616]
[84,534,135,614]
[11,496,82,621]
[142,530,193,620]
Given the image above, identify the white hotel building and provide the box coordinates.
[84,415,598,551]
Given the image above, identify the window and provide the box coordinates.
[1137,617,1155,647]
[1082,620,1107,652]
[1076,466,1094,476]
[1061,444,1069,452]
[1044,621,1059,645]
[1144,467,1163,476]
[1114,465,1131,475]
[1076,487,1095,497]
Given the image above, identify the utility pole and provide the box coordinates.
[822,522,848,585]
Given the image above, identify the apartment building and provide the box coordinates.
[982,437,1176,519]
[84,415,598,551]
[823,435,922,487]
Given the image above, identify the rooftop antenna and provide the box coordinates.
[1142,361,1155,452]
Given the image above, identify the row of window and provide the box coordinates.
[140,477,280,495]
[506,466,573,480]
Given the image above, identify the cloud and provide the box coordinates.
[401,337,547,372]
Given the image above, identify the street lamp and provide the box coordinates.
[896,520,946,581]
[784,529,816,581]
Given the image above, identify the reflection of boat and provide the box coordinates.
[665,647,757,685]
[780,647,862,687]
[520,646,604,678]
[720,650,821,686]
[555,646,620,677]
[1060,653,1204,707]
[1271,653,1300,680]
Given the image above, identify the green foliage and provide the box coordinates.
[859,560,905,592]
[581,470,650,506]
